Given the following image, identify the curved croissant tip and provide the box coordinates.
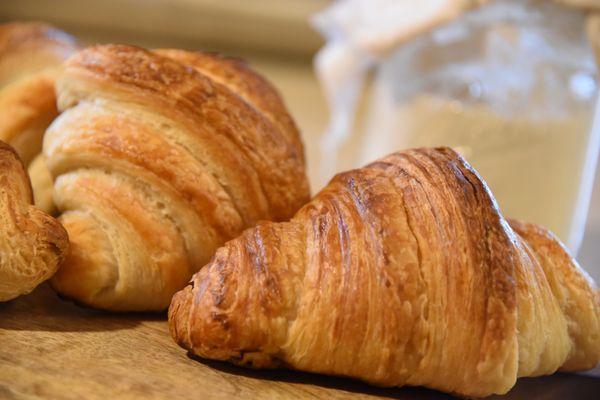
[168,283,194,350]
[0,140,69,302]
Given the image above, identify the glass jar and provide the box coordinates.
[316,0,600,252]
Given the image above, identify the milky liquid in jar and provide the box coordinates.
[364,94,597,247]
[359,0,599,251]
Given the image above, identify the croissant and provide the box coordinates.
[0,141,69,301]
[169,147,599,398]
[0,22,78,213]
[44,44,310,311]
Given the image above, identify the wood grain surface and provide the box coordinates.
[0,284,598,400]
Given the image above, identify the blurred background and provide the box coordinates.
[1,0,598,280]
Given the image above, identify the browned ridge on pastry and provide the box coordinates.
[45,44,310,311]
[169,147,599,398]
[0,141,68,301]
[0,22,79,213]
[153,49,304,160]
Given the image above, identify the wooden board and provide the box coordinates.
[0,284,598,400]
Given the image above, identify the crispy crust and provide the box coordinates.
[169,147,599,398]
[58,45,308,220]
[154,49,305,161]
[46,44,309,311]
[0,140,68,301]
[509,219,600,371]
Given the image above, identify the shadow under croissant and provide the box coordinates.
[191,355,453,399]
[0,283,164,332]
[191,354,600,400]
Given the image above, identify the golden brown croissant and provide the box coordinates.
[0,141,68,301]
[169,147,599,398]
[45,44,310,311]
[0,22,78,213]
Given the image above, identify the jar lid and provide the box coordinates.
[312,0,488,58]
[314,0,599,59]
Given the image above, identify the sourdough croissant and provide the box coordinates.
[0,22,78,213]
[0,141,68,301]
[169,147,599,398]
[45,45,310,311]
